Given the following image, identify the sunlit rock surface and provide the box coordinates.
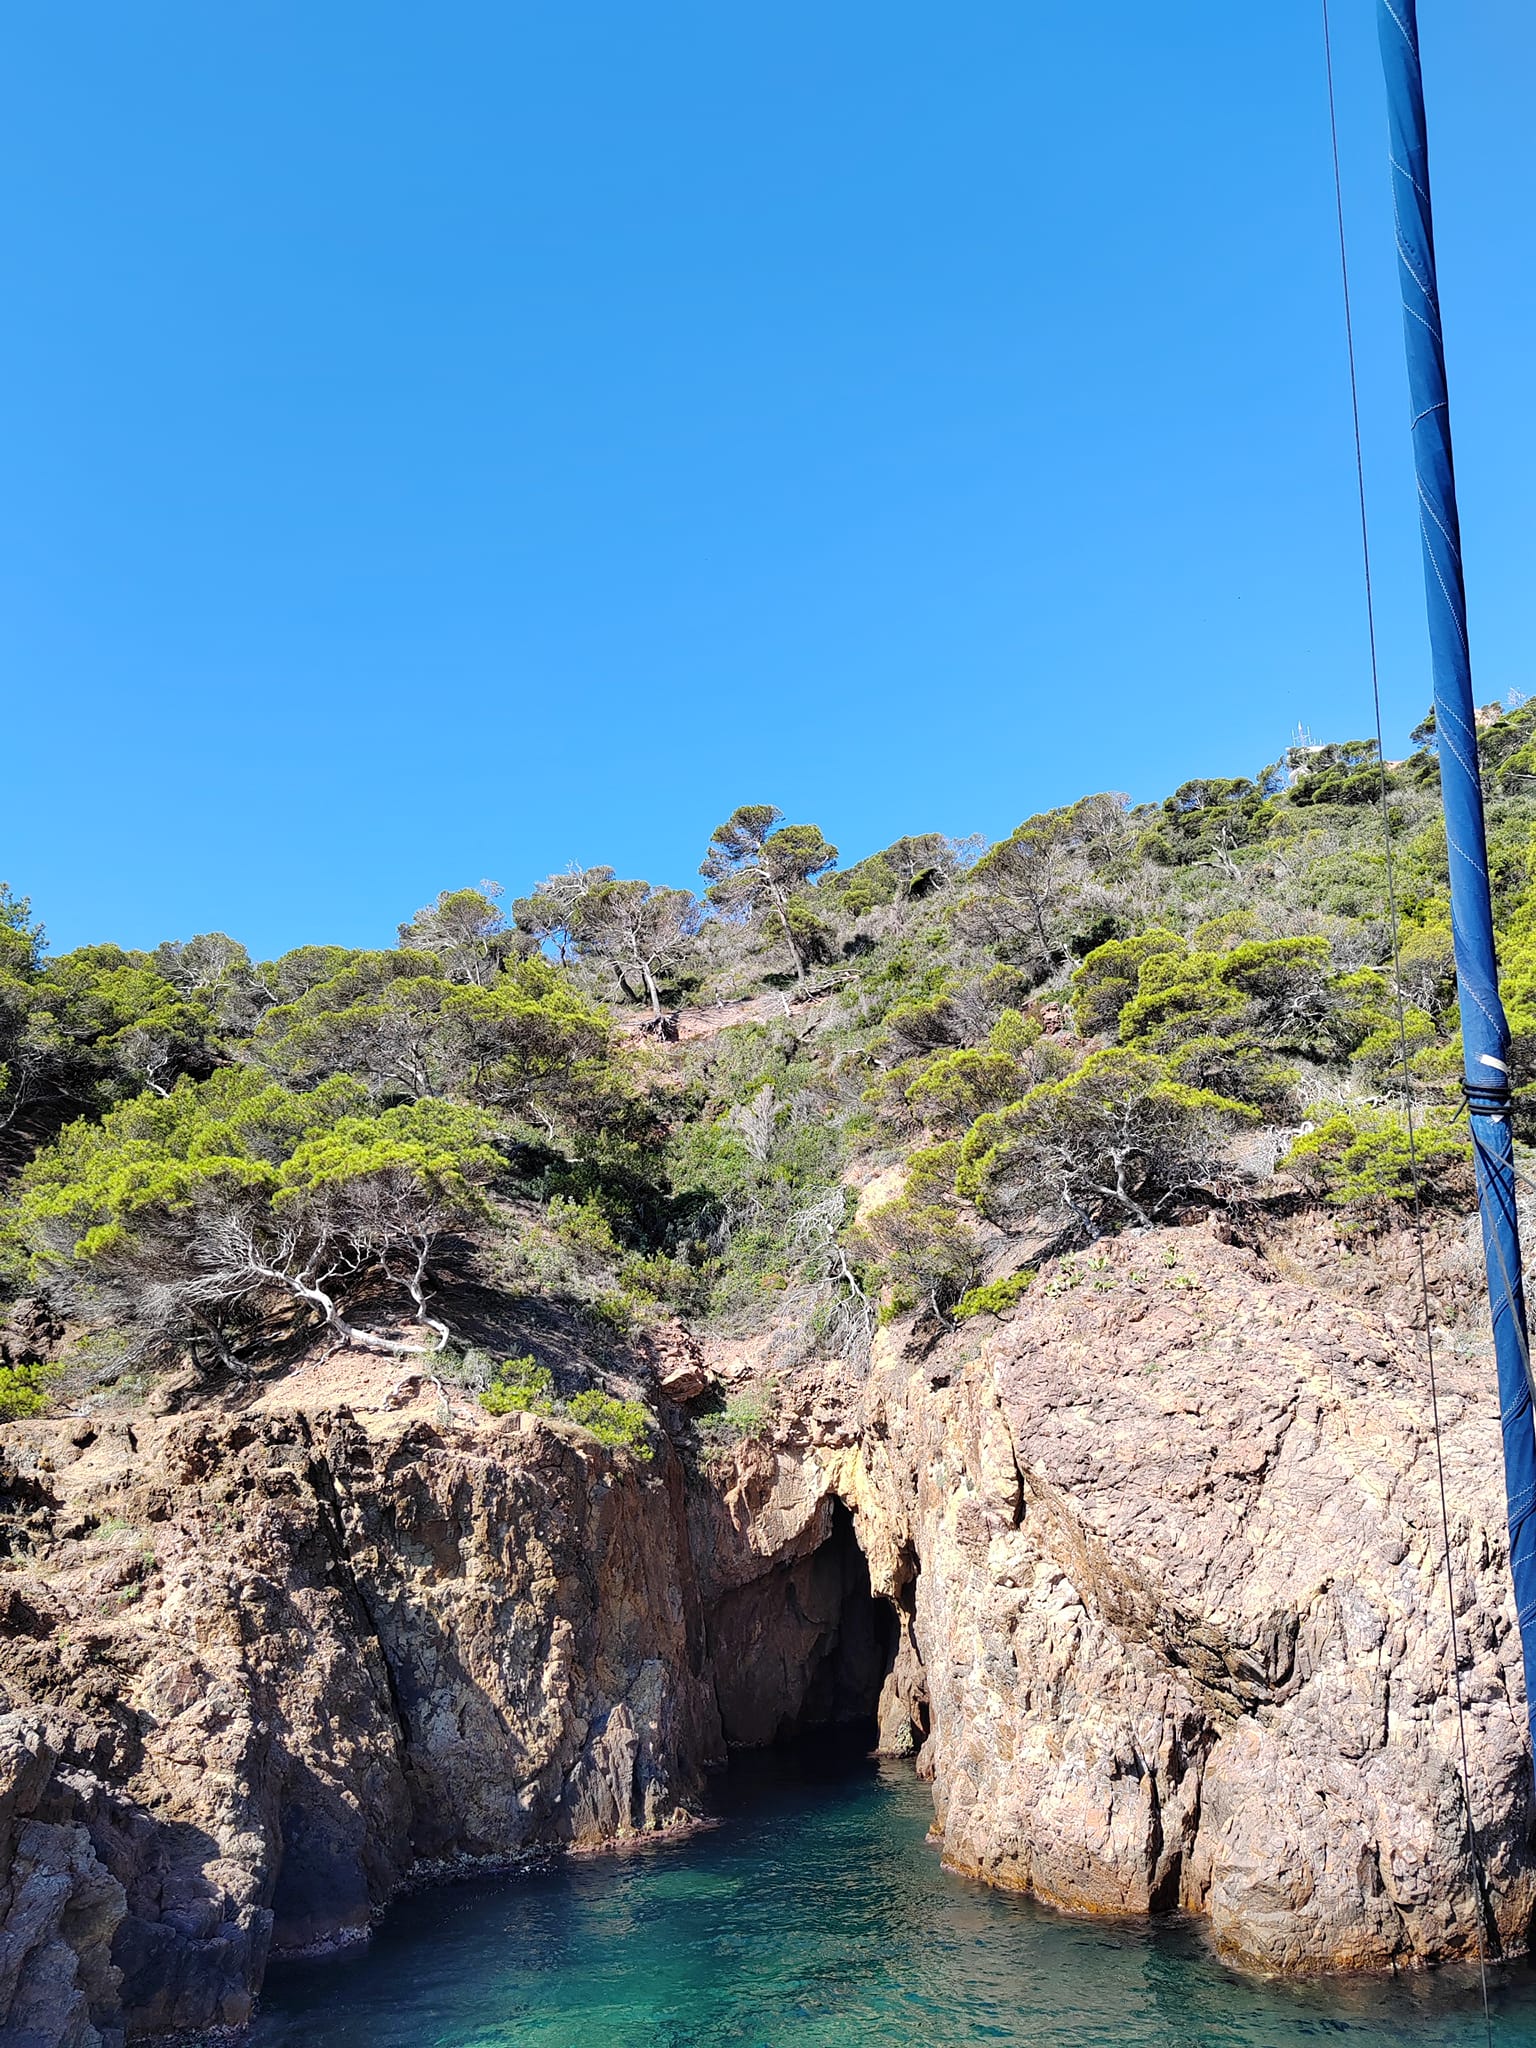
[847,1223,1533,1972]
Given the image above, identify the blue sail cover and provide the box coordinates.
[1378,0,1536,1762]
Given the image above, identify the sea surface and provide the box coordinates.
[249,1745,1536,2047]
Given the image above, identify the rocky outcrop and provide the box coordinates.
[0,1399,723,2042]
[678,1215,1536,1972]
[841,1221,1536,1972]
[3,1215,1534,2038]
[648,1324,714,1406]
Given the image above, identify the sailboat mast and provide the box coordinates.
[1376,0,1536,1757]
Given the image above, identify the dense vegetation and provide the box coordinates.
[6,706,1536,1422]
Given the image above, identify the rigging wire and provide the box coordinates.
[1320,5,1494,2031]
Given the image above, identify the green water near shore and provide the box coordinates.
[250,1748,1536,2046]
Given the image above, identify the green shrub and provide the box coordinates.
[1350,1008,1437,1090]
[1280,1107,1469,1209]
[904,1011,1076,1133]
[566,1389,653,1460]
[1116,935,1373,1068]
[706,1393,769,1435]
[904,1141,961,1202]
[0,1361,60,1422]
[846,1195,980,1312]
[590,1290,640,1335]
[906,1045,1026,1132]
[480,1355,557,1417]
[547,1196,623,1267]
[1190,910,1259,953]
[696,1392,773,1455]
[482,1357,654,1461]
[956,1047,1256,1229]
[954,1268,1037,1319]
[620,1249,709,1314]
[1071,929,1185,1037]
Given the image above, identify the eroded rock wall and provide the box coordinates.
[672,1218,1536,1972]
[0,1401,723,2042]
[839,1222,1536,1972]
[3,1214,1535,2042]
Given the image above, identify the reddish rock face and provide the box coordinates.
[847,1221,1535,1974]
[2,1214,1533,2043]
[650,1323,714,1405]
[0,1403,726,2043]
[685,1215,1535,1975]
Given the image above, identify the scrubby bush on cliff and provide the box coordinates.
[847,1195,981,1321]
[1117,936,1377,1066]
[662,1038,849,1318]
[479,1356,654,1459]
[1,890,253,1158]
[904,1011,1077,1134]
[1070,929,1185,1037]
[27,948,218,1103]
[566,1388,654,1459]
[1281,1107,1469,1211]
[956,1047,1257,1232]
[0,887,56,1146]
[953,1268,1036,1319]
[0,1360,59,1420]
[247,953,610,1135]
[1138,773,1280,871]
[12,1072,501,1374]
[480,1355,557,1416]
[700,1390,772,1441]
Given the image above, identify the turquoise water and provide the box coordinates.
[250,1748,1536,2046]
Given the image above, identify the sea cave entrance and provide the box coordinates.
[706,1499,925,1760]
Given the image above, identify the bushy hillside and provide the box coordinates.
[6,704,1536,1420]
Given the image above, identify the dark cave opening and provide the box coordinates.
[793,1500,899,1744]
[707,1499,916,1758]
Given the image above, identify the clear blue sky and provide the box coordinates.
[4,3,1532,960]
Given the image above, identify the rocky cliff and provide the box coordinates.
[849,1217,1534,1971]
[2,1215,1533,2043]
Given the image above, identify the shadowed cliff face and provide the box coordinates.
[2,1217,1535,2044]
